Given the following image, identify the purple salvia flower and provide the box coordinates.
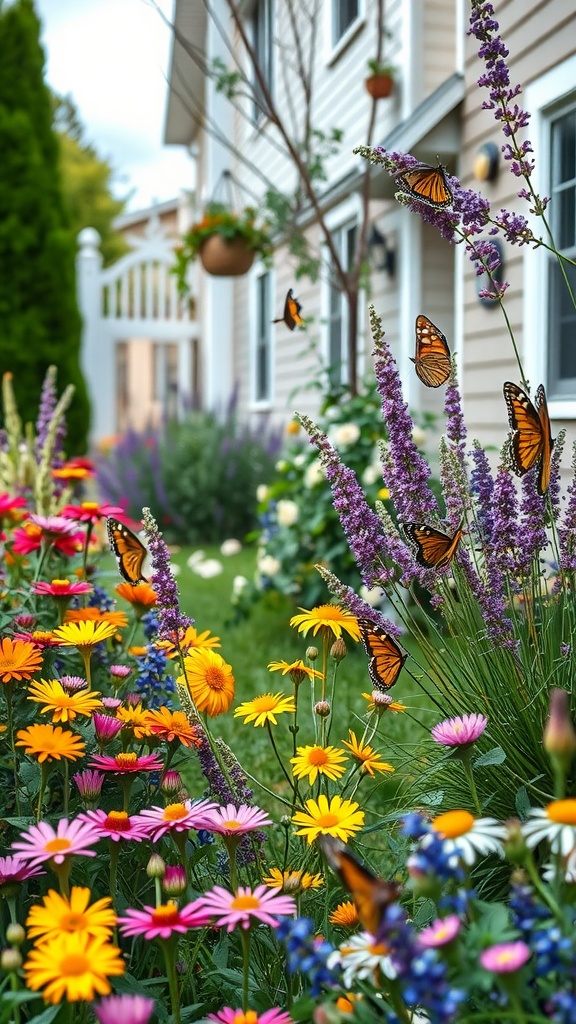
[370,307,439,522]
[444,379,467,452]
[297,413,390,588]
[457,548,516,649]
[516,469,548,575]
[491,465,520,580]
[548,428,565,522]
[470,442,495,544]
[438,437,467,532]
[142,507,193,642]
[35,366,66,464]
[558,442,576,576]
[315,565,402,638]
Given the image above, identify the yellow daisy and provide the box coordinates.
[342,730,394,778]
[53,620,118,651]
[289,604,361,641]
[234,692,296,727]
[181,648,235,717]
[290,744,348,784]
[263,867,324,893]
[23,931,124,1003]
[15,724,86,763]
[27,678,102,723]
[268,659,323,684]
[329,900,360,927]
[116,703,152,739]
[292,794,365,844]
[26,887,116,941]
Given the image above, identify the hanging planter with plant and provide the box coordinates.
[364,59,395,99]
[175,199,273,287]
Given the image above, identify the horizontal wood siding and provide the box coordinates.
[422,0,457,98]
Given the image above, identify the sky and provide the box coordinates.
[35,0,194,213]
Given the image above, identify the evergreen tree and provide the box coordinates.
[0,0,90,450]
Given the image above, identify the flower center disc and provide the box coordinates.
[163,803,188,821]
[60,953,90,976]
[115,752,137,768]
[431,809,475,838]
[317,814,340,828]
[152,904,179,925]
[62,912,88,930]
[205,667,226,690]
[546,799,576,824]
[105,811,130,831]
[309,749,328,765]
[231,895,260,910]
[45,837,72,853]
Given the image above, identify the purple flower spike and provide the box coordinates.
[142,507,193,642]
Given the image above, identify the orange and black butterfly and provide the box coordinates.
[503,382,554,496]
[357,617,406,692]
[402,521,463,569]
[107,517,148,584]
[411,314,452,388]
[319,835,401,938]
[395,162,453,209]
[272,289,304,331]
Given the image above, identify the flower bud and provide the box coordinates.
[160,770,183,796]
[0,948,22,972]
[306,646,319,661]
[330,638,347,663]
[162,865,187,897]
[543,689,576,759]
[314,700,331,718]
[5,924,25,947]
[504,819,527,865]
[146,853,166,879]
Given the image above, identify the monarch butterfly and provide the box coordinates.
[411,314,452,388]
[107,517,148,585]
[357,617,406,692]
[272,289,304,331]
[395,162,453,209]
[403,521,463,569]
[503,382,554,496]
[319,835,401,939]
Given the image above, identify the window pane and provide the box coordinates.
[256,273,271,401]
[332,0,358,44]
[548,258,576,395]
[547,106,576,396]
[553,110,576,184]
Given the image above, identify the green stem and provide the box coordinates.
[523,849,563,922]
[461,753,482,815]
[239,927,251,1011]
[224,836,240,891]
[5,684,21,816]
[265,721,296,795]
[109,840,120,899]
[63,758,69,816]
[37,761,50,821]
[160,937,182,1024]
[81,649,93,691]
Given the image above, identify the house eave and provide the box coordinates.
[164,0,207,146]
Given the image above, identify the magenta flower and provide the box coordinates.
[162,865,187,896]
[32,579,93,597]
[431,713,487,748]
[193,884,296,931]
[94,993,155,1024]
[117,901,211,940]
[89,752,164,774]
[209,1010,293,1024]
[79,809,151,842]
[160,770,183,795]
[0,493,26,516]
[418,914,461,948]
[60,675,89,693]
[479,941,531,973]
[28,514,80,537]
[73,769,105,802]
[199,803,273,836]
[92,713,124,745]
[60,501,125,524]
[0,855,45,891]
[133,798,218,841]
[11,818,100,867]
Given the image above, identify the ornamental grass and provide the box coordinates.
[1,4,576,1022]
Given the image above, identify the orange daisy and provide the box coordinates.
[16,724,86,763]
[144,707,201,747]
[63,608,129,629]
[116,703,152,739]
[115,582,158,617]
[0,637,43,683]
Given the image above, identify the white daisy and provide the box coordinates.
[522,799,576,855]
[326,931,397,988]
[428,810,507,865]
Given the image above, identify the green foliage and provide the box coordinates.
[366,58,395,76]
[210,56,243,100]
[0,0,90,449]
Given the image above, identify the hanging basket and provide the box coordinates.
[365,73,394,99]
[199,235,256,276]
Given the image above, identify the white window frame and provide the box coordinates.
[324,0,365,66]
[249,261,275,410]
[524,54,576,418]
[320,194,364,387]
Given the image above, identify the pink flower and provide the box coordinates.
[32,579,93,597]
[162,865,187,896]
[94,994,155,1024]
[89,752,164,774]
[133,798,218,841]
[79,809,150,842]
[193,884,296,931]
[60,675,89,692]
[117,901,211,940]
[209,1010,293,1024]
[0,493,27,516]
[11,818,100,867]
[60,501,125,524]
[73,769,105,802]
[28,514,81,537]
[199,803,273,836]
[110,664,132,680]
[479,941,531,973]
[92,713,124,744]
[0,855,45,890]
[418,914,461,948]
[431,713,487,747]
[101,696,122,710]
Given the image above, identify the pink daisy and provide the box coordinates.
[479,941,531,973]
[60,502,125,524]
[28,514,81,537]
[11,818,100,867]
[199,803,273,836]
[109,665,132,680]
[0,855,45,890]
[418,914,461,948]
[94,994,155,1024]
[89,752,164,774]
[117,901,211,940]
[32,579,93,597]
[101,696,122,710]
[0,493,26,516]
[133,798,218,841]
[209,1010,293,1024]
[73,769,105,802]
[193,884,296,931]
[431,713,487,748]
[79,809,151,842]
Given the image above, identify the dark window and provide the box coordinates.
[548,106,576,398]
[255,272,272,401]
[332,0,359,46]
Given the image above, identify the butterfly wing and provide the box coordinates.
[319,836,401,938]
[411,314,452,387]
[395,163,453,209]
[503,381,545,485]
[403,522,462,568]
[357,617,406,691]
[273,289,304,330]
[107,517,148,584]
[536,385,553,495]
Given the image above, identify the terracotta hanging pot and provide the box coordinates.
[199,235,255,276]
[365,73,394,99]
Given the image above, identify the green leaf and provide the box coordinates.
[419,789,445,805]
[26,1004,62,1024]
[515,785,531,818]
[474,746,506,767]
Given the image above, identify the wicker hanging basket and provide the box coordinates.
[365,73,394,99]
[199,235,256,276]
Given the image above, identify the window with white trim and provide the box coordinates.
[254,271,272,402]
[547,103,576,398]
[331,0,359,48]
[327,221,357,386]
[251,0,274,121]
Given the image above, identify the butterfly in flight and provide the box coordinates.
[411,314,452,388]
[272,288,304,331]
[503,382,554,496]
[403,521,463,569]
[319,835,401,939]
[357,617,406,692]
[395,162,453,209]
[107,517,148,584]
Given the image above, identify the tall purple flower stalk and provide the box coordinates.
[142,507,193,641]
[491,466,520,582]
[35,366,66,464]
[470,442,495,543]
[516,470,548,575]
